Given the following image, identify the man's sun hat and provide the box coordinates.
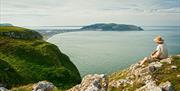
[154,36,164,44]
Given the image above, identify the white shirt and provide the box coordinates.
[156,44,168,59]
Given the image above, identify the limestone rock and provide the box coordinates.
[159,81,174,91]
[109,79,132,88]
[0,87,8,91]
[177,74,180,78]
[32,81,54,91]
[148,62,162,68]
[136,81,162,91]
[160,58,172,64]
[67,74,108,91]
[171,65,177,69]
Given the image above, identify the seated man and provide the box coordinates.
[140,36,168,66]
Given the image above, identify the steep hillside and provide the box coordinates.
[0,59,23,88]
[0,26,81,89]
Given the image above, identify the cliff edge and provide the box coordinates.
[68,55,180,91]
[0,26,81,89]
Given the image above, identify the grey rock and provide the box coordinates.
[136,81,162,91]
[160,58,172,64]
[0,31,42,40]
[32,81,54,91]
[0,87,8,91]
[68,74,108,91]
[149,62,162,68]
[159,81,174,91]
[171,65,177,69]
[177,74,180,78]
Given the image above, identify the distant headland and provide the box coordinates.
[81,23,143,31]
[0,23,13,26]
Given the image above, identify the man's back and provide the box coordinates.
[156,44,168,59]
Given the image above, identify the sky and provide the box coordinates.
[0,0,180,26]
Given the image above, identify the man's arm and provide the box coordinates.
[151,50,158,56]
[151,50,161,58]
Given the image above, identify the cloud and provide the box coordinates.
[0,0,180,26]
[156,7,180,13]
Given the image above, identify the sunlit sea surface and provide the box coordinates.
[47,26,180,76]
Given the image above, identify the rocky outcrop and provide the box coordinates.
[0,87,8,91]
[69,55,179,91]
[68,74,108,91]
[0,31,42,40]
[108,56,180,91]
[159,81,174,91]
[136,81,162,91]
[32,81,54,91]
[136,81,174,91]
[0,26,43,40]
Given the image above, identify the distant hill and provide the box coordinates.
[81,23,143,31]
[0,23,13,26]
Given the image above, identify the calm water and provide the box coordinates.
[47,26,180,76]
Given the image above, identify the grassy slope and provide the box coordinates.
[0,26,28,32]
[0,26,81,89]
[0,26,43,40]
[0,59,23,88]
[152,56,180,90]
[108,55,180,91]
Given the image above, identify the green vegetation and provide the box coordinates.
[108,55,180,91]
[0,26,28,32]
[153,55,180,90]
[108,70,128,82]
[0,26,81,89]
[0,26,43,40]
[10,84,61,91]
[0,59,23,88]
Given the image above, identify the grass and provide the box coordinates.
[0,26,29,32]
[108,70,128,82]
[152,55,180,90]
[0,59,23,88]
[0,26,81,89]
[108,55,180,91]
[0,26,43,40]
[10,84,63,91]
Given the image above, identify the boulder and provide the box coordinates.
[177,74,180,78]
[109,79,132,88]
[159,81,174,91]
[32,81,54,91]
[146,62,162,73]
[130,62,162,78]
[160,58,172,64]
[171,65,177,69]
[136,81,162,91]
[0,87,8,91]
[67,74,108,91]
[149,62,162,68]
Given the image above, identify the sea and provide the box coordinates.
[28,26,180,76]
